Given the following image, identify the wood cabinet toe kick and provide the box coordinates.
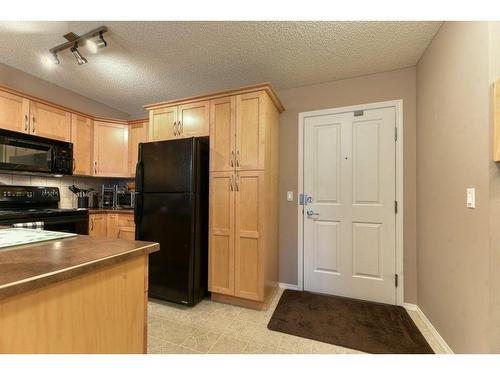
[0,236,159,354]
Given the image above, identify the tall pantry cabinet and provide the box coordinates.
[144,83,283,310]
[208,88,282,310]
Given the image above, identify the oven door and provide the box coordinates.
[0,130,54,173]
[3,215,89,235]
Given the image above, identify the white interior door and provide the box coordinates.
[303,107,397,304]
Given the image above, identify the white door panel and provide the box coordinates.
[303,107,396,304]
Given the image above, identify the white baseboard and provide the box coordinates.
[278,283,299,290]
[404,303,454,354]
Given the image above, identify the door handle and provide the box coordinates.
[230,151,235,167]
[24,114,28,132]
[173,121,177,136]
[236,150,240,167]
[235,174,239,191]
[229,175,234,191]
[179,121,182,134]
[32,116,36,133]
[90,218,94,231]
[94,161,97,174]
[73,157,76,171]
[306,209,319,218]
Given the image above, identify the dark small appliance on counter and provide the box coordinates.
[101,185,115,208]
[115,185,135,209]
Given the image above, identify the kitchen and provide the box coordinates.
[2,8,500,373]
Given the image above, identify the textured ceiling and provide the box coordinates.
[0,21,441,117]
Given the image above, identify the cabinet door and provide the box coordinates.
[93,121,129,177]
[71,114,93,176]
[210,96,235,172]
[149,106,177,141]
[208,171,235,296]
[178,101,209,138]
[0,90,30,133]
[89,214,107,237]
[106,214,119,239]
[235,92,266,170]
[129,121,148,177]
[118,226,136,241]
[30,101,71,141]
[234,170,264,301]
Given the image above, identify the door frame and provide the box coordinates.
[297,100,404,306]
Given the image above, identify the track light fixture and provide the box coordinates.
[96,31,107,48]
[70,43,88,65]
[48,26,108,66]
[51,52,60,65]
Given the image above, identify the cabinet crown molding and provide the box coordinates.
[143,82,285,113]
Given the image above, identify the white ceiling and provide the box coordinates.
[0,21,441,117]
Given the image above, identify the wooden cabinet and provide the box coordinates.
[0,90,29,133]
[210,96,235,172]
[30,101,71,141]
[129,120,148,177]
[71,114,93,176]
[148,101,209,142]
[177,101,209,138]
[207,87,282,310]
[208,171,235,296]
[149,106,177,141]
[93,121,129,177]
[89,213,107,237]
[106,212,135,239]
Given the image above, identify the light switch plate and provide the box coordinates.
[287,191,294,202]
[466,188,476,209]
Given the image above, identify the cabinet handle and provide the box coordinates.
[94,161,97,174]
[236,150,240,167]
[230,151,235,167]
[235,175,239,191]
[173,121,177,136]
[90,218,94,231]
[24,114,28,132]
[73,158,76,172]
[179,121,182,134]
[229,175,234,191]
[32,116,36,133]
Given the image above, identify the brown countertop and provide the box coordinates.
[88,208,134,214]
[0,234,159,301]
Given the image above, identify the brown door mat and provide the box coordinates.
[267,289,434,354]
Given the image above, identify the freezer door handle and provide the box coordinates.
[134,194,143,227]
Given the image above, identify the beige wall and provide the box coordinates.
[277,67,417,303]
[417,22,491,353]
[488,21,500,353]
[0,62,129,119]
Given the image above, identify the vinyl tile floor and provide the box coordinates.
[147,289,446,354]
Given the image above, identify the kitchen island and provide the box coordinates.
[0,234,159,354]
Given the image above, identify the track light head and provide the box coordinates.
[96,31,107,48]
[70,43,88,65]
[51,52,60,65]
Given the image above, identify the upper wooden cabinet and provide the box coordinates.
[177,101,209,138]
[30,101,71,142]
[0,90,29,133]
[209,96,235,172]
[129,120,148,177]
[93,121,129,177]
[148,101,209,142]
[149,106,177,141]
[71,114,93,176]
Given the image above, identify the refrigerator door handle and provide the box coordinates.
[136,144,144,193]
[134,194,143,225]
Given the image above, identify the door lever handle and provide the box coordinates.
[306,209,319,218]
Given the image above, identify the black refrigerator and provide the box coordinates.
[135,137,209,306]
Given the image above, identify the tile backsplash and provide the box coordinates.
[0,174,130,209]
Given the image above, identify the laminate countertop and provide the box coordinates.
[0,234,159,301]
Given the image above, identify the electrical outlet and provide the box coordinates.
[287,191,294,202]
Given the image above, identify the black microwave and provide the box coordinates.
[0,128,73,176]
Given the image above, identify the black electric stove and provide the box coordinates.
[0,185,89,234]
